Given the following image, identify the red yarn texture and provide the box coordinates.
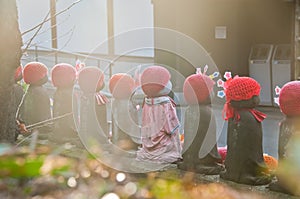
[223,76,261,120]
[279,81,300,116]
[23,62,48,84]
[141,66,170,97]
[51,63,76,88]
[224,76,260,102]
[109,73,135,99]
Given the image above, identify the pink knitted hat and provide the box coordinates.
[78,67,104,93]
[51,63,76,88]
[279,81,300,116]
[23,62,48,84]
[109,73,135,99]
[141,66,171,97]
[183,73,215,104]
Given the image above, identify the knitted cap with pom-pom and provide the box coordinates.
[183,73,215,104]
[141,66,170,98]
[109,73,135,99]
[279,81,300,116]
[23,62,48,85]
[78,67,104,93]
[51,63,76,88]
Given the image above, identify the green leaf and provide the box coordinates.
[0,155,44,178]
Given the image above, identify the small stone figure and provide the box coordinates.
[220,76,271,185]
[177,70,223,174]
[50,63,77,144]
[19,62,52,136]
[109,73,140,151]
[78,67,109,144]
[136,66,182,164]
[269,81,300,195]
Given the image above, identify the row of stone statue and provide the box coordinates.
[13,62,299,196]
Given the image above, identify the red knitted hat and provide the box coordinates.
[183,74,215,104]
[109,73,135,99]
[23,62,48,84]
[222,76,261,120]
[14,65,23,82]
[279,81,300,116]
[51,63,76,88]
[78,67,104,93]
[225,76,260,102]
[141,66,171,97]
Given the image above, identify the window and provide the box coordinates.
[18,0,154,57]
[18,0,52,49]
[56,0,108,54]
[113,0,154,57]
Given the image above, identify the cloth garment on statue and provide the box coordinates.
[94,92,109,137]
[95,92,109,106]
[136,96,182,164]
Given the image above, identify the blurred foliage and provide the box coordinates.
[0,144,72,178]
[0,154,44,178]
[276,133,300,196]
[0,143,274,199]
[21,81,29,91]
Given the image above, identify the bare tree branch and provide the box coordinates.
[25,26,75,51]
[22,14,71,47]
[21,0,82,36]
[58,26,75,50]
[22,11,50,53]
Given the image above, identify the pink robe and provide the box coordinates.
[136,96,182,163]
